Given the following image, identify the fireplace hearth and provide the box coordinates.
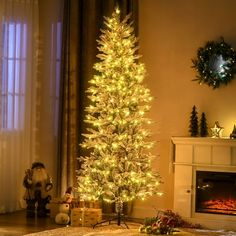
[195,171,236,215]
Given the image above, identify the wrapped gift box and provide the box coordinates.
[70,208,102,227]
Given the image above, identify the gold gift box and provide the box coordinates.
[70,208,102,227]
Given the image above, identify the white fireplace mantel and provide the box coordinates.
[172,137,236,168]
[172,136,236,146]
[171,136,236,230]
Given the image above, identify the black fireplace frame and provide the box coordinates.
[195,170,236,216]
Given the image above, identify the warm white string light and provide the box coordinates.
[77,7,162,204]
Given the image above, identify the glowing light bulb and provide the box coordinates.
[112,143,118,149]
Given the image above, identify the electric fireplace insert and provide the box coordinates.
[195,170,236,215]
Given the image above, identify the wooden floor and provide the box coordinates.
[0,210,63,236]
[1,210,235,236]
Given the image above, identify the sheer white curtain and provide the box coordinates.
[0,0,61,213]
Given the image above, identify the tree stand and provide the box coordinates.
[93,201,129,229]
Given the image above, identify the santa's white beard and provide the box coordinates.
[32,168,48,184]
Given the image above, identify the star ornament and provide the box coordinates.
[211,121,224,138]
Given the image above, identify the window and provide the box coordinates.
[1,22,27,130]
[50,21,62,135]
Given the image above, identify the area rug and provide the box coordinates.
[24,223,144,236]
[24,227,193,236]
[24,225,236,236]
[185,228,236,236]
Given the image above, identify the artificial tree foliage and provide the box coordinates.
[189,105,198,137]
[77,8,162,224]
[200,112,208,137]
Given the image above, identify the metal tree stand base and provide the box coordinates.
[93,212,129,229]
[93,201,129,229]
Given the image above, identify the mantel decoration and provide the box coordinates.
[211,121,224,138]
[188,106,209,137]
[199,112,208,137]
[189,105,198,137]
[230,125,236,139]
[192,37,236,89]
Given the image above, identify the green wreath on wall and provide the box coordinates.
[192,38,236,89]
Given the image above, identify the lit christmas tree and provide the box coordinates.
[77,8,162,225]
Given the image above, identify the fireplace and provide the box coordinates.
[171,137,236,230]
[195,170,236,215]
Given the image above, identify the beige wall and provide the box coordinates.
[133,0,236,218]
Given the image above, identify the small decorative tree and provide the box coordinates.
[230,125,236,139]
[199,112,208,137]
[189,105,198,137]
[77,7,162,226]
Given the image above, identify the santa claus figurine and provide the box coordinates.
[23,162,53,217]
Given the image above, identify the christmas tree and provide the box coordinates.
[77,8,162,224]
[189,105,198,137]
[200,112,208,137]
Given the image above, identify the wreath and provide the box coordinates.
[192,38,236,89]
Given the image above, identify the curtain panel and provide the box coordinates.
[0,0,63,213]
[0,0,39,213]
[58,0,139,196]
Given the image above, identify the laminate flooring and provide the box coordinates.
[0,210,62,236]
[1,211,236,236]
